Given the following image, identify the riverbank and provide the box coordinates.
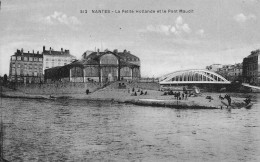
[0,86,249,109]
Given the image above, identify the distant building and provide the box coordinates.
[206,63,243,82]
[217,63,243,82]
[206,64,223,72]
[81,50,94,60]
[42,46,76,73]
[44,49,141,83]
[242,49,260,85]
[9,49,43,83]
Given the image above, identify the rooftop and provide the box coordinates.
[12,50,43,58]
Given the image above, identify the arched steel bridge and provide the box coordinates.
[159,69,231,85]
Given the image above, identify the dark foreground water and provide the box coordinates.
[0,94,260,162]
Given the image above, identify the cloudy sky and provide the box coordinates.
[0,0,260,77]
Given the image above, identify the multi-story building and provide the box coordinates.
[242,49,260,85]
[42,46,76,73]
[206,63,243,82]
[44,49,141,83]
[9,49,43,83]
[222,63,243,82]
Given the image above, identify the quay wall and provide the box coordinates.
[130,82,160,91]
[16,82,101,95]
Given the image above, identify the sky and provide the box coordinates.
[0,0,260,77]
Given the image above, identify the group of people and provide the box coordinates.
[162,90,189,100]
[244,96,252,105]
[130,87,148,96]
[219,94,232,106]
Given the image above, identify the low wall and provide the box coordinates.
[131,82,160,91]
[17,82,101,95]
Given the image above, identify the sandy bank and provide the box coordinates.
[1,86,248,109]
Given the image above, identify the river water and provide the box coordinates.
[1,94,260,162]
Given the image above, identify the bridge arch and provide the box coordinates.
[159,69,230,85]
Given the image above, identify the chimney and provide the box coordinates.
[61,48,63,52]
[97,48,100,55]
[43,46,45,52]
[21,48,23,54]
[33,50,34,54]
[49,47,52,54]
[28,51,29,53]
[123,49,127,53]
[37,51,39,54]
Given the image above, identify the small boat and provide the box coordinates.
[244,103,253,109]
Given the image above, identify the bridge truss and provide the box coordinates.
[159,69,230,85]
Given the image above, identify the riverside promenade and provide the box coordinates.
[0,85,248,109]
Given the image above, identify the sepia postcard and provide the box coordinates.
[0,0,259,161]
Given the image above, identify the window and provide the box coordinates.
[12,56,16,60]
[34,58,38,61]
[12,64,15,68]
[100,54,118,65]
[12,68,15,75]
[24,57,28,61]
[29,57,33,61]
[39,58,42,61]
[17,56,21,60]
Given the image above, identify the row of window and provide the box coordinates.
[246,64,258,71]
[12,63,42,67]
[45,63,67,69]
[11,69,42,76]
[12,56,73,62]
[246,56,258,63]
[45,58,71,62]
[124,58,139,62]
[12,56,43,62]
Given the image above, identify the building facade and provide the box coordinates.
[206,63,243,82]
[45,49,141,83]
[216,63,243,82]
[9,49,43,83]
[242,49,260,85]
[42,46,76,73]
